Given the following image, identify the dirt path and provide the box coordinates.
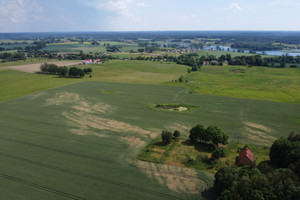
[4,61,80,73]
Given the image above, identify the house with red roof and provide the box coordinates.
[82,59,93,64]
[238,148,254,166]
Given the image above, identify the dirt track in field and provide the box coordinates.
[5,61,80,73]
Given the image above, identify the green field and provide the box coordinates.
[1,81,300,199]
[170,65,300,104]
[1,58,300,199]
[0,60,188,103]
[43,42,140,53]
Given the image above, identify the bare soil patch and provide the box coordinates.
[5,61,79,73]
[137,161,207,194]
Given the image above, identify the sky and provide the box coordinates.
[0,0,299,32]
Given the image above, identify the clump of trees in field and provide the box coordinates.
[40,63,92,78]
[161,130,181,145]
[189,124,229,147]
[214,131,300,200]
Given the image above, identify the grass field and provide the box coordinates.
[169,65,300,104]
[0,60,188,103]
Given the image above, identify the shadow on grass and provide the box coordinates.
[153,142,169,147]
[182,140,215,153]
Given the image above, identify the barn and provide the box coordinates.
[238,148,254,166]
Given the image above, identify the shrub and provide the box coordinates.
[161,130,172,145]
[212,148,226,160]
[173,130,180,138]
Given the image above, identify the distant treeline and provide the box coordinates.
[133,53,300,69]
[0,52,25,62]
[231,42,283,51]
[1,31,300,45]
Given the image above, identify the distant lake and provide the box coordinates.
[204,45,300,57]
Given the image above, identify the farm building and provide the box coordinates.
[238,148,254,166]
[82,59,93,64]
[93,59,101,63]
[210,60,218,64]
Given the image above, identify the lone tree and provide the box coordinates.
[161,130,173,145]
[206,126,228,147]
[173,130,180,139]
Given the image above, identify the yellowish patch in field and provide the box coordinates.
[47,92,158,140]
[46,92,81,106]
[137,161,207,194]
[244,122,273,132]
[243,122,277,145]
[5,61,79,73]
[30,92,46,99]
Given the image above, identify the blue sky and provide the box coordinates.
[0,0,299,32]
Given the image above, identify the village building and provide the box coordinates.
[210,60,218,65]
[93,59,101,63]
[82,59,93,64]
[238,148,254,166]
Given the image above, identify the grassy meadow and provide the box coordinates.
[169,65,300,104]
[138,138,270,173]
[0,60,188,103]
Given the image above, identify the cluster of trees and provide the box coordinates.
[224,54,300,68]
[189,125,229,147]
[0,52,25,62]
[174,53,203,71]
[40,63,67,75]
[106,46,121,52]
[132,51,300,69]
[269,131,300,168]
[214,132,300,200]
[231,42,283,51]
[40,63,92,78]
[161,130,181,145]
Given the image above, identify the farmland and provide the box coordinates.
[1,81,300,199]
[1,31,300,200]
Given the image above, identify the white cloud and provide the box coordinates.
[0,0,44,24]
[86,0,140,21]
[229,3,241,11]
[136,2,146,7]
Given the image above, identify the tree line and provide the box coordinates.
[40,63,92,78]
[0,52,26,62]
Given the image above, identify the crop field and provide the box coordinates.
[1,58,300,199]
[1,81,300,199]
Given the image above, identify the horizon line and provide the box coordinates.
[1,30,300,34]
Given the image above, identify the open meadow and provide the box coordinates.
[1,59,300,199]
